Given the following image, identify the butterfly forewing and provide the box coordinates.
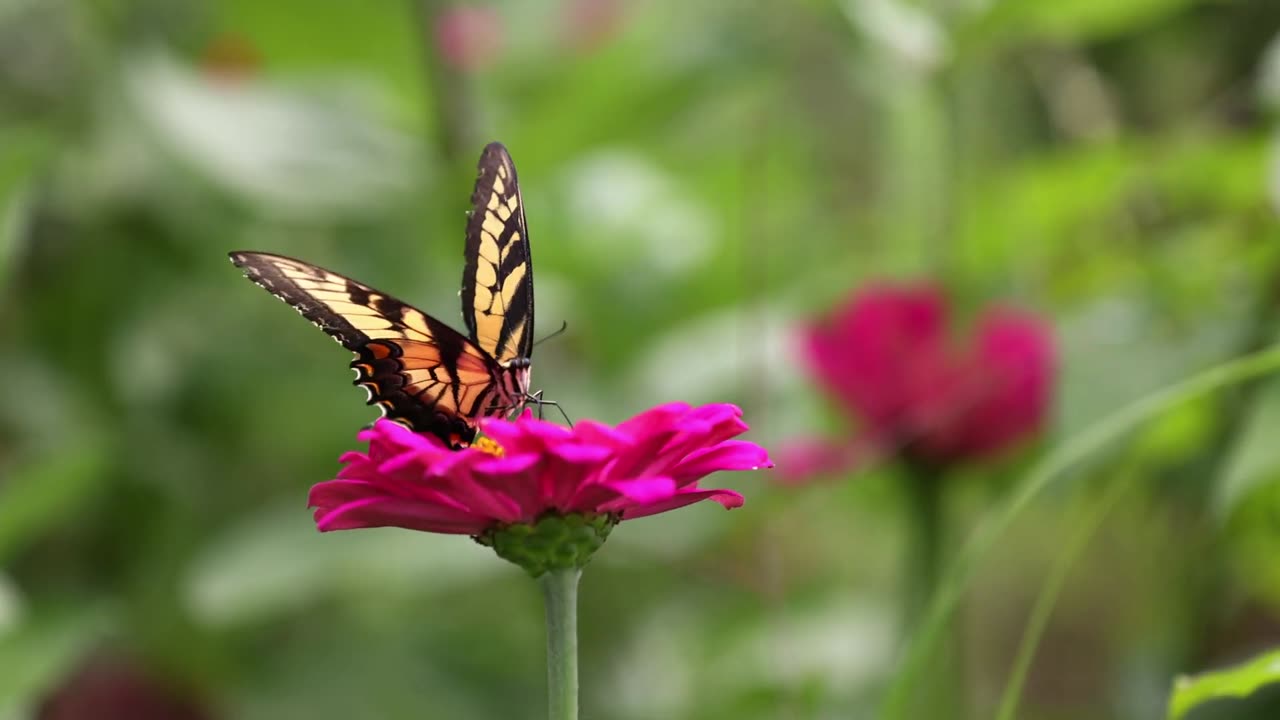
[462,142,535,366]
[229,142,540,448]
[228,251,505,447]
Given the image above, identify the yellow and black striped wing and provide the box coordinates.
[229,251,502,447]
[461,142,535,366]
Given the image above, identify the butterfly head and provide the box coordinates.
[492,358,532,418]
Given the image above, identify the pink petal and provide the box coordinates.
[568,475,668,514]
[472,452,541,476]
[805,283,947,433]
[308,478,382,506]
[309,478,472,516]
[337,450,368,465]
[598,476,678,508]
[772,437,884,485]
[682,404,750,445]
[570,419,631,447]
[606,428,680,480]
[621,488,745,519]
[336,453,379,481]
[480,411,570,453]
[615,402,691,438]
[533,453,599,512]
[546,440,614,464]
[314,497,489,534]
[440,471,526,524]
[670,440,773,485]
[915,306,1055,462]
[469,456,545,519]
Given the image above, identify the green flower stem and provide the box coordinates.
[540,567,581,720]
[899,459,962,719]
[883,345,1280,720]
[413,0,474,170]
[901,464,942,628]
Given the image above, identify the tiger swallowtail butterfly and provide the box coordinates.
[229,142,536,448]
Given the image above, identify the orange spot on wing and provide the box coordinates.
[454,350,490,374]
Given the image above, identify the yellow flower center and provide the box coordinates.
[473,436,504,457]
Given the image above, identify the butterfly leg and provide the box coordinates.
[524,391,573,427]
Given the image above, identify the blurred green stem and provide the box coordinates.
[881,67,949,272]
[883,345,1280,720]
[1170,251,1280,669]
[901,461,942,628]
[540,568,580,720]
[900,459,964,718]
[412,0,473,173]
[994,474,1134,720]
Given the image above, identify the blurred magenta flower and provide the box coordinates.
[433,6,504,72]
[311,403,769,571]
[38,652,213,720]
[560,0,626,52]
[199,34,261,82]
[782,283,1055,481]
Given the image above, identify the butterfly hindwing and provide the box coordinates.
[462,142,535,366]
[228,251,503,446]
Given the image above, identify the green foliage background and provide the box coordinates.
[3,0,1280,718]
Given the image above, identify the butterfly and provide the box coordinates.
[229,142,536,448]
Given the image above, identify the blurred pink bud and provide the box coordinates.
[38,652,214,720]
[560,0,626,52]
[786,282,1055,482]
[434,6,504,72]
[200,34,261,82]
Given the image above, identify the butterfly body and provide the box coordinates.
[230,143,536,448]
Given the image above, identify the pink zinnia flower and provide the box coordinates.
[311,403,770,572]
[782,283,1055,481]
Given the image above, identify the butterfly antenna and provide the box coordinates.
[533,320,569,348]
[525,390,573,427]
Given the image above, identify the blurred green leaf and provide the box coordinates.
[1168,647,1280,720]
[1057,296,1242,439]
[0,605,106,715]
[958,135,1268,288]
[957,143,1136,280]
[0,124,52,283]
[962,0,1202,47]
[841,0,948,72]
[1270,131,1280,216]
[1151,135,1270,213]
[884,344,1280,719]
[1217,379,1280,518]
[994,477,1134,720]
[1224,479,1280,608]
[0,184,28,288]
[0,441,108,565]
[185,502,507,627]
[213,0,423,121]
[123,53,417,218]
[0,127,54,193]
